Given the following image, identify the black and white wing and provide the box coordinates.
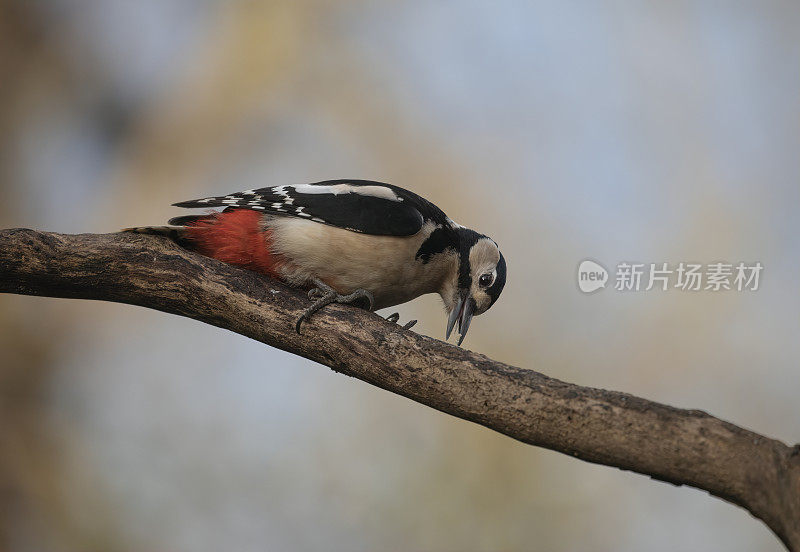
[172,179,453,236]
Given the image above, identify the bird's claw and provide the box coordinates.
[385,312,417,330]
[402,319,418,330]
[308,288,325,300]
[296,279,375,334]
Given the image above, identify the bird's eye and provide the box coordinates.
[479,273,494,288]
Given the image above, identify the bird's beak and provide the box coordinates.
[446,290,475,346]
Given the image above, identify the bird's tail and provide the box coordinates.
[123,210,281,278]
[121,215,210,242]
[121,225,188,240]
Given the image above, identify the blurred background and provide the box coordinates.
[0,1,798,551]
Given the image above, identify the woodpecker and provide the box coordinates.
[124,180,506,345]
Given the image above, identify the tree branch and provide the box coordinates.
[1,228,798,550]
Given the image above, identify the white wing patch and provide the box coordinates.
[173,180,432,236]
[292,183,402,202]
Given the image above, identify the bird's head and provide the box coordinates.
[441,230,507,345]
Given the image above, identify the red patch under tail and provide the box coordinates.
[185,209,283,278]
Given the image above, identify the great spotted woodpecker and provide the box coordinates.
[124,180,506,345]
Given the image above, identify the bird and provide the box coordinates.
[123,179,506,345]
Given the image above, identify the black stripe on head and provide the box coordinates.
[487,251,507,306]
[456,229,483,289]
[416,226,456,263]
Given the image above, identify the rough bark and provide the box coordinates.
[0,228,798,550]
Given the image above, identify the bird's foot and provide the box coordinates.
[385,312,418,330]
[296,278,375,333]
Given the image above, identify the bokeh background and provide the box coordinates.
[1,1,798,551]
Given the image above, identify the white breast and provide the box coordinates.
[265,217,455,310]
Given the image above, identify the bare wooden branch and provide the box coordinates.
[1,228,798,550]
